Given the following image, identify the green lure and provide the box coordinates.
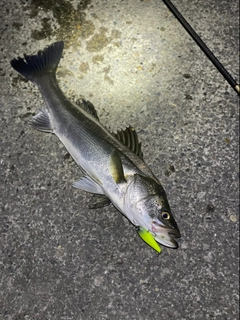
[137,227,161,253]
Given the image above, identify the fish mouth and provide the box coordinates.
[167,230,181,249]
[152,222,181,249]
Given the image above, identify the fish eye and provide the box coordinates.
[162,211,170,220]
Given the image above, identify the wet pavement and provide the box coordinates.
[0,0,239,319]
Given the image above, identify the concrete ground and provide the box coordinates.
[0,0,239,319]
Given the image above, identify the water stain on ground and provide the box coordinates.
[24,0,122,53]
[26,0,94,45]
[86,27,122,52]
[16,0,121,83]
[86,27,110,52]
[92,54,104,64]
[79,61,90,74]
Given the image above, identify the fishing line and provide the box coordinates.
[162,0,240,95]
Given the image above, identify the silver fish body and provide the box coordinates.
[10,41,180,249]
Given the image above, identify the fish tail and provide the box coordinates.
[10,41,64,83]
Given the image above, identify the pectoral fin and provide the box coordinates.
[73,176,104,195]
[137,227,161,253]
[109,150,126,184]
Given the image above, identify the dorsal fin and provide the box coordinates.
[75,99,99,121]
[113,126,143,159]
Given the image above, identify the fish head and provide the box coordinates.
[125,174,181,248]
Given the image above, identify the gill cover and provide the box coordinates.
[126,174,175,226]
[125,174,180,248]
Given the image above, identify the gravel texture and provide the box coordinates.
[1,0,239,319]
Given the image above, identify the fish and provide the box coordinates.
[10,41,181,251]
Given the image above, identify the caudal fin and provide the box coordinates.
[10,41,64,83]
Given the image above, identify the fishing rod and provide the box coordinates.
[162,0,240,95]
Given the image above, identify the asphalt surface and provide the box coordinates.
[0,0,239,319]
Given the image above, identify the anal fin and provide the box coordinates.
[31,109,53,133]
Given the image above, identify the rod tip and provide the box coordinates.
[235,84,240,95]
